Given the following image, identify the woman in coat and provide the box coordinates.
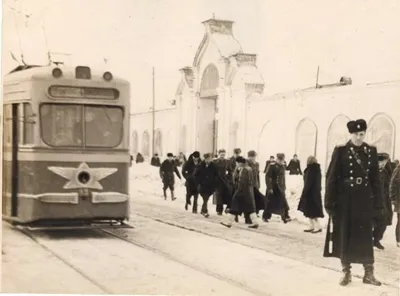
[297,156,324,233]
[390,164,400,247]
[182,151,201,213]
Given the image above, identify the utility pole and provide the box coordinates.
[152,67,156,156]
[315,65,320,88]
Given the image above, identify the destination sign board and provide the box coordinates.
[48,86,119,100]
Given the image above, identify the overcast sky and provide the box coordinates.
[2,0,400,111]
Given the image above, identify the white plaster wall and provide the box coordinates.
[130,108,178,159]
[247,82,400,172]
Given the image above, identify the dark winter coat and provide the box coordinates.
[287,159,302,175]
[160,160,181,185]
[230,165,256,215]
[264,162,288,215]
[247,160,265,211]
[182,155,201,196]
[297,163,324,218]
[213,158,233,206]
[248,160,261,189]
[389,165,400,213]
[194,161,219,196]
[136,153,145,163]
[151,156,161,167]
[323,141,383,264]
[378,163,394,225]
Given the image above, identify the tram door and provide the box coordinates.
[2,104,19,217]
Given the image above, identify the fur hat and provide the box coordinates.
[167,153,173,157]
[347,119,367,133]
[276,153,285,161]
[377,153,389,162]
[235,156,247,164]
[192,151,200,158]
[247,150,257,157]
[233,148,242,154]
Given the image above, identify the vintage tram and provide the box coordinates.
[2,64,131,229]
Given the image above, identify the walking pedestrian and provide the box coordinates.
[182,151,201,213]
[297,156,324,233]
[323,119,383,286]
[160,153,182,200]
[389,162,400,247]
[287,154,303,175]
[194,153,219,218]
[221,156,260,228]
[247,150,265,220]
[263,153,291,223]
[373,153,394,250]
[213,149,233,215]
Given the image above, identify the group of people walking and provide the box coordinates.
[156,117,400,287]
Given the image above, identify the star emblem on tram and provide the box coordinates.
[48,162,118,190]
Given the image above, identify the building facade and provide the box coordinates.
[130,18,400,171]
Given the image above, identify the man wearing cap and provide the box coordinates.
[213,149,233,215]
[247,150,265,221]
[323,119,383,286]
[373,153,394,250]
[182,151,201,213]
[229,148,242,176]
[263,153,291,223]
[160,153,182,201]
[221,156,260,228]
[193,153,220,218]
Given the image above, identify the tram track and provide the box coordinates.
[9,222,265,296]
[99,227,270,296]
[14,226,112,294]
[129,209,398,289]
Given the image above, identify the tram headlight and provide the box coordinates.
[103,71,113,81]
[52,67,63,78]
[77,171,90,184]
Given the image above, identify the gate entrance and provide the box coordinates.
[198,64,219,155]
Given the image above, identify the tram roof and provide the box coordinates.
[4,64,130,85]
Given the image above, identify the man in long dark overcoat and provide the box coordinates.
[247,150,265,219]
[194,153,220,218]
[182,151,201,213]
[263,153,291,223]
[221,156,260,228]
[373,153,394,250]
[323,119,383,286]
[160,153,182,200]
[213,149,233,215]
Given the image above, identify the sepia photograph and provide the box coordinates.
[1,0,400,295]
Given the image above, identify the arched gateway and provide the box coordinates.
[175,18,264,155]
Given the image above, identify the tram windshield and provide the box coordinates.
[40,104,123,147]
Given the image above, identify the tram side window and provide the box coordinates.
[3,105,12,145]
[40,104,83,147]
[22,103,34,145]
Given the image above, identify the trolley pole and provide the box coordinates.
[152,67,156,156]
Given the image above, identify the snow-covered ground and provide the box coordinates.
[129,162,327,226]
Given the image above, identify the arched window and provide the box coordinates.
[142,130,150,157]
[154,129,163,156]
[131,130,138,155]
[295,118,318,168]
[367,113,396,158]
[326,115,351,170]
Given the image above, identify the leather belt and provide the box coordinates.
[343,177,365,185]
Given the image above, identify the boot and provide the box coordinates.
[373,240,385,250]
[363,264,381,286]
[171,191,176,201]
[248,213,259,229]
[192,202,198,214]
[163,189,167,200]
[339,263,352,286]
[245,214,252,224]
